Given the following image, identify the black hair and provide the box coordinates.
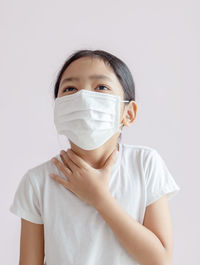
[53,49,136,142]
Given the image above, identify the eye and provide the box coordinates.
[62,85,110,93]
[96,85,110,91]
[63,87,76,92]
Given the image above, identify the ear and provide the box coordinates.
[122,101,137,127]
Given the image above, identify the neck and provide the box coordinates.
[69,140,119,169]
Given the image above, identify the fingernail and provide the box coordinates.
[60,150,65,155]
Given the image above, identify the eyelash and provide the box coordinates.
[63,85,110,93]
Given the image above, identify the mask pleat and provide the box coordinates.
[53,90,121,150]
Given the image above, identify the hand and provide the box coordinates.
[50,148,117,207]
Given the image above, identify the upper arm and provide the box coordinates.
[19,218,45,265]
[143,194,173,264]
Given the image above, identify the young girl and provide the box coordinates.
[9,49,180,265]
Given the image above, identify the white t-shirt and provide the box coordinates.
[9,143,181,265]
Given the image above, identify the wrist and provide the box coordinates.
[93,190,113,211]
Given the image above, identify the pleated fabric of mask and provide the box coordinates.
[54,89,128,150]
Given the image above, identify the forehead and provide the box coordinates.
[60,57,118,83]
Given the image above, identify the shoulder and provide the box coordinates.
[121,143,158,161]
[122,143,157,152]
[120,143,161,175]
[26,154,60,186]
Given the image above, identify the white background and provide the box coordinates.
[1,0,199,264]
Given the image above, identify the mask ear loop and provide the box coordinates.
[118,99,129,133]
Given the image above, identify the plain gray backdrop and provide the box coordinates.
[1,0,199,264]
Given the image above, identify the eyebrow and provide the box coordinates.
[60,74,112,86]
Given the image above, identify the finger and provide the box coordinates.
[50,173,72,190]
[66,149,91,170]
[60,152,78,172]
[51,157,72,177]
[60,154,73,174]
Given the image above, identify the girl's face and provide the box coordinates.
[57,56,128,126]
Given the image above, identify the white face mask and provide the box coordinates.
[53,89,129,150]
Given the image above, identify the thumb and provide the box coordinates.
[103,148,118,171]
